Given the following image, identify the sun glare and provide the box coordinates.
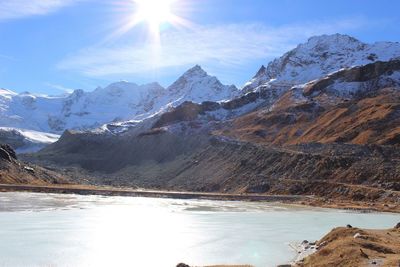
[135,0,173,30]
[108,0,192,70]
[111,0,191,43]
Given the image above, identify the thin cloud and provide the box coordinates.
[58,18,370,77]
[0,0,82,20]
[44,82,74,94]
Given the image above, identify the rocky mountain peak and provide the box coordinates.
[172,65,210,87]
[254,65,267,78]
[167,65,238,102]
[304,33,364,49]
[70,89,85,98]
[243,33,400,92]
[183,65,207,77]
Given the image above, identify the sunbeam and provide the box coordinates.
[110,0,192,44]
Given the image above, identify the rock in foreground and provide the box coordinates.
[296,225,400,267]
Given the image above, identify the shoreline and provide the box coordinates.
[0,183,309,202]
[0,183,399,213]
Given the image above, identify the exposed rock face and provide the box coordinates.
[0,147,13,162]
[241,65,268,92]
[0,143,68,185]
[303,60,400,97]
[153,101,219,128]
[0,144,17,161]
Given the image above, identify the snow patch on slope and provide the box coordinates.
[0,127,60,153]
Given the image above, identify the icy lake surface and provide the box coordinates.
[0,192,398,267]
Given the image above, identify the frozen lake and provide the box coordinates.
[0,192,398,267]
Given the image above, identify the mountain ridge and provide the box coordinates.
[243,33,400,92]
[0,65,237,136]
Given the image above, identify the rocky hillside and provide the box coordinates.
[297,225,400,267]
[221,60,400,146]
[239,34,400,116]
[0,144,68,185]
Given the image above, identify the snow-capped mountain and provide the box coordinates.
[0,82,166,133]
[243,34,400,92]
[166,65,239,103]
[0,66,238,134]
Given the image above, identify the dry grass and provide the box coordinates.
[297,227,400,267]
[221,88,400,146]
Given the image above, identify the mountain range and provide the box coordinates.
[0,65,239,132]
[2,34,400,152]
[0,65,239,151]
[1,33,400,207]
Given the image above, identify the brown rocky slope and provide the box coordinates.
[0,144,68,185]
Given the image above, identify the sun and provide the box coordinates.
[110,0,191,44]
[134,0,173,30]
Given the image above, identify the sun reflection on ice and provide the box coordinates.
[80,198,197,266]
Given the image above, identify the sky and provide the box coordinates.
[0,0,400,95]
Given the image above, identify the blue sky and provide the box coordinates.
[0,0,400,95]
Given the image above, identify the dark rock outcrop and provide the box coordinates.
[303,60,400,97]
[0,143,68,185]
[0,144,17,162]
